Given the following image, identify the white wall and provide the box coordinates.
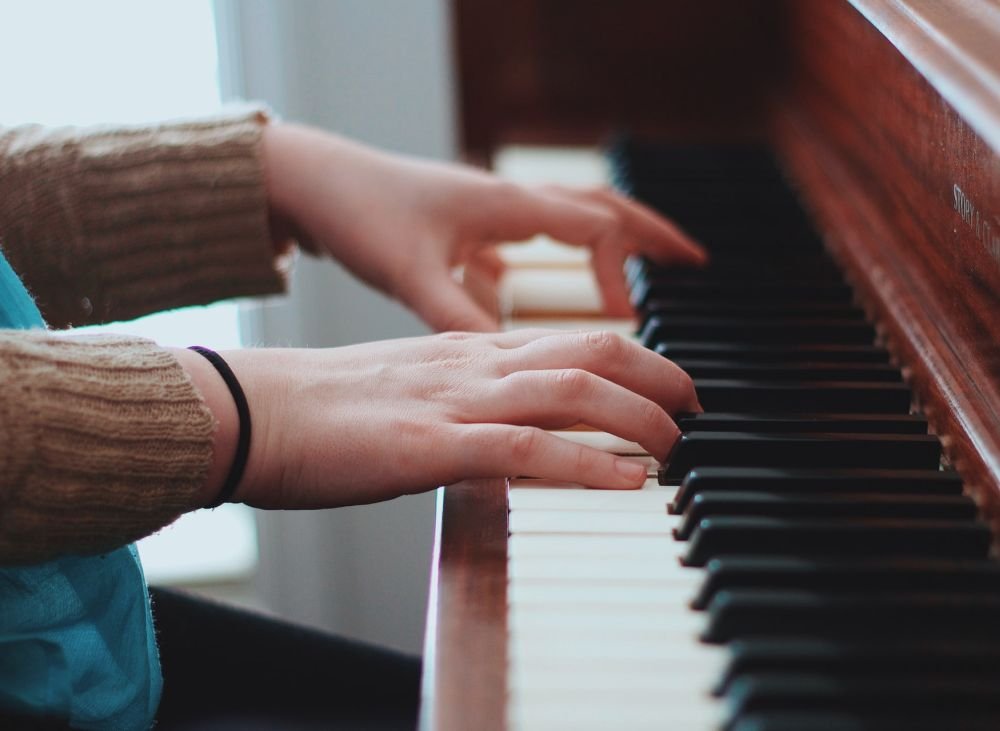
[215,0,458,654]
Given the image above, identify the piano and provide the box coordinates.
[421,1,1000,729]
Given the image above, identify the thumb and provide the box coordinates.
[404,272,500,333]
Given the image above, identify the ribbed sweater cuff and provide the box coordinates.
[0,105,289,328]
[0,331,215,564]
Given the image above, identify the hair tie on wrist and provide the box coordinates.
[188,346,251,508]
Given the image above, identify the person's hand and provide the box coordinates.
[175,329,699,509]
[262,123,707,332]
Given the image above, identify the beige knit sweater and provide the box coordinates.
[0,107,289,564]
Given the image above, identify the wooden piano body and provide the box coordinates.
[420,1,1000,728]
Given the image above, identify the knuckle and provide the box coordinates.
[493,179,525,204]
[571,444,599,475]
[509,427,540,462]
[584,329,624,359]
[553,368,591,396]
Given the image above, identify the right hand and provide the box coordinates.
[185,329,699,510]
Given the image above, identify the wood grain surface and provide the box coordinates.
[419,480,508,731]
[775,0,1000,520]
[450,0,780,161]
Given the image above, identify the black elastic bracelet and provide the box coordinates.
[188,346,251,508]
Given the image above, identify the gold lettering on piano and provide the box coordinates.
[953,183,1000,264]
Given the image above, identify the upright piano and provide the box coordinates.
[421,1,1000,728]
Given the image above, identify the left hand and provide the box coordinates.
[262,123,707,332]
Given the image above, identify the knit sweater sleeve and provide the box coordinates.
[0,106,290,328]
[0,330,215,564]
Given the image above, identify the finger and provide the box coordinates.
[455,424,648,489]
[505,329,700,414]
[484,186,654,317]
[590,236,634,317]
[404,273,500,333]
[586,187,708,264]
[460,257,503,326]
[492,183,619,250]
[469,247,507,280]
[462,247,506,322]
[553,185,708,266]
[482,369,679,460]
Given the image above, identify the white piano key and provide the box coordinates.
[509,635,710,664]
[510,601,704,627]
[508,533,683,559]
[509,606,704,631]
[509,696,725,731]
[508,487,673,512]
[508,581,698,607]
[505,413,715,730]
[508,509,678,535]
[510,477,663,489]
[507,556,686,582]
[509,644,727,675]
[508,671,719,697]
[499,269,603,315]
[493,146,610,190]
[507,665,719,698]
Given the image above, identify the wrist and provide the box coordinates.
[169,347,239,508]
[261,122,354,257]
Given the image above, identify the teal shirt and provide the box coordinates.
[0,251,162,730]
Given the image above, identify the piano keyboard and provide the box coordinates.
[504,141,1000,731]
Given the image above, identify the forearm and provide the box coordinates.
[0,107,290,328]
[0,332,218,564]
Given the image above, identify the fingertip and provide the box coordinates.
[690,242,710,266]
[420,288,500,333]
[602,296,635,319]
[614,459,647,488]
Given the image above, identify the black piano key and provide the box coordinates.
[672,360,901,382]
[638,300,865,328]
[632,267,846,295]
[670,468,964,513]
[704,591,1000,643]
[683,518,990,567]
[676,412,928,434]
[674,492,976,540]
[725,672,1000,718]
[632,255,843,281]
[656,341,891,363]
[661,433,940,481]
[638,271,845,289]
[632,279,854,309]
[691,380,912,414]
[640,316,876,346]
[719,638,1000,696]
[692,557,1000,611]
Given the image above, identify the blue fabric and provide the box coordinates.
[0,250,161,730]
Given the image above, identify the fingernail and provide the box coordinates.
[615,459,647,484]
